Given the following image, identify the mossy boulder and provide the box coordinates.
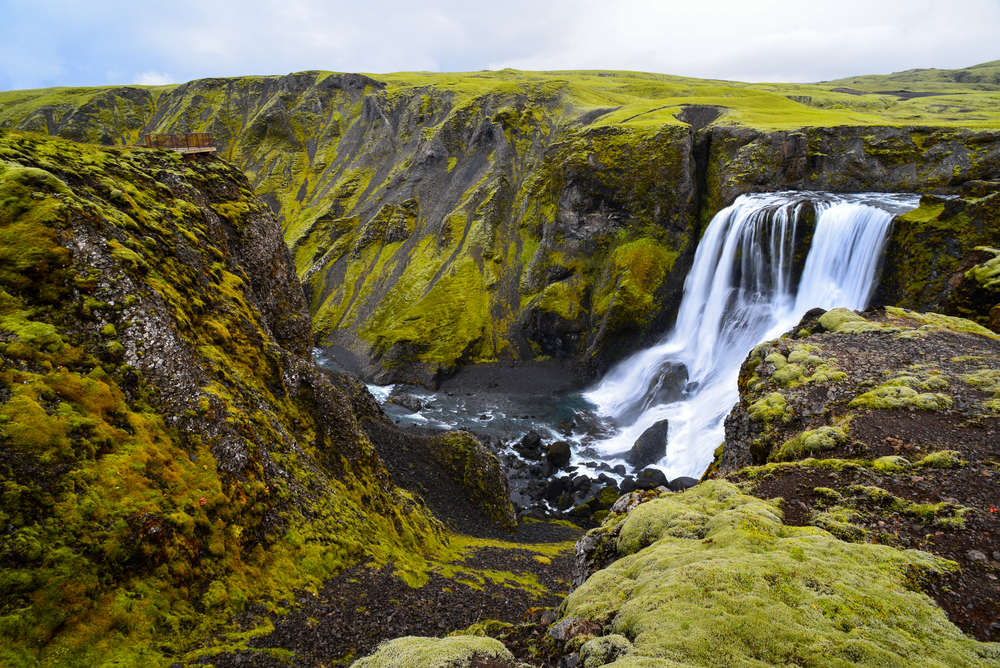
[561,481,996,667]
[351,635,517,668]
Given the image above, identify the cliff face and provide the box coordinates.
[0,129,512,666]
[876,185,1000,330]
[3,72,1000,384]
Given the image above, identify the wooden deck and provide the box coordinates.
[144,132,217,154]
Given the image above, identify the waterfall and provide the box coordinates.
[584,191,920,479]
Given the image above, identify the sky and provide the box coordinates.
[1,0,998,92]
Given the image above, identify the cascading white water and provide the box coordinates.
[584,191,920,479]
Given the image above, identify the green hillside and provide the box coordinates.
[2,66,999,385]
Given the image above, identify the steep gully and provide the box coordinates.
[367,190,921,489]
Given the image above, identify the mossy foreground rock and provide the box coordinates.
[559,481,998,667]
[3,72,1000,383]
[352,635,519,668]
[0,130,472,666]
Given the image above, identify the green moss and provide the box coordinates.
[872,456,911,473]
[580,634,633,667]
[535,277,589,321]
[886,306,1000,339]
[351,635,516,668]
[914,450,966,468]
[561,480,989,668]
[818,308,866,332]
[592,237,679,326]
[848,384,953,411]
[808,505,869,542]
[747,392,790,423]
[770,424,850,462]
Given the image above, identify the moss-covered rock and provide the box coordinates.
[351,635,517,668]
[0,130,459,666]
[877,193,1000,322]
[561,480,996,667]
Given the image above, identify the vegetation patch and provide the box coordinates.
[770,423,850,462]
[561,480,989,668]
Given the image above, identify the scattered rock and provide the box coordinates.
[634,468,668,490]
[547,440,572,467]
[387,388,423,412]
[668,476,698,492]
[547,618,602,642]
[624,419,669,471]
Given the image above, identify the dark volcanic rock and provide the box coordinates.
[624,419,669,471]
[634,468,669,490]
[668,476,698,492]
[547,440,573,467]
[387,388,423,412]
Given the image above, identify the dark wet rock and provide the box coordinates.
[520,430,543,450]
[634,468,669,490]
[668,476,699,492]
[387,388,423,412]
[547,440,573,467]
[543,476,572,502]
[625,419,669,471]
[516,430,546,461]
[620,476,637,493]
[616,364,688,426]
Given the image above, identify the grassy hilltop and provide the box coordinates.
[2,64,1000,384]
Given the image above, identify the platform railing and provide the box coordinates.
[144,132,216,153]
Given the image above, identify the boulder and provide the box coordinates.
[517,430,546,461]
[547,440,573,467]
[386,388,422,412]
[634,468,668,490]
[624,419,669,471]
[668,476,698,492]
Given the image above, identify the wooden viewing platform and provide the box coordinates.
[144,132,216,154]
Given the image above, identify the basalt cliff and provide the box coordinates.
[3,66,1000,386]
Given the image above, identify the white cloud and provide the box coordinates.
[1,0,998,90]
[133,72,175,86]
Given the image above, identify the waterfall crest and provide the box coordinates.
[584,191,920,479]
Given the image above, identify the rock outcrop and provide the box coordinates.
[715,306,1000,640]
[0,129,511,665]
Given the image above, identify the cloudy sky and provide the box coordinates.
[1,0,997,91]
